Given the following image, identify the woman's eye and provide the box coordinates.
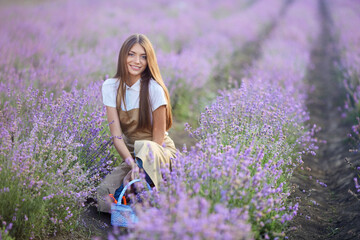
[128,53,134,56]
[142,55,147,59]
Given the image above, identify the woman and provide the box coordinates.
[97,34,177,213]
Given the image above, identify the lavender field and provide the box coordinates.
[1,0,360,239]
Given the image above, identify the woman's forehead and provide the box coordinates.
[130,43,146,54]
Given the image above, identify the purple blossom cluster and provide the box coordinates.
[330,0,360,198]
[355,177,360,193]
[119,0,319,239]
[0,220,14,240]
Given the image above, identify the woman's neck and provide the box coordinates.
[127,76,140,87]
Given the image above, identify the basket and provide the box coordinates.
[111,179,150,227]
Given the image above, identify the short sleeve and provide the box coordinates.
[102,78,119,108]
[149,80,167,112]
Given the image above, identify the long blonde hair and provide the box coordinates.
[114,34,173,130]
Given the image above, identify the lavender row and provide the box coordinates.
[330,0,360,199]
[120,1,320,239]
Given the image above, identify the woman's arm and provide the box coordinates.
[106,106,134,164]
[152,105,166,145]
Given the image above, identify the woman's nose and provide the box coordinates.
[135,56,140,63]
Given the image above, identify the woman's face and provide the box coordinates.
[127,43,147,81]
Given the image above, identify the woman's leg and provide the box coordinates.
[133,138,177,189]
[96,161,131,212]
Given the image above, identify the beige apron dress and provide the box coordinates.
[97,107,177,213]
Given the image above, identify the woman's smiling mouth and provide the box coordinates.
[130,65,141,71]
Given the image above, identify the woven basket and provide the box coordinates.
[111,179,149,227]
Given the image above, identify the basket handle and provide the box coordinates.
[116,178,151,206]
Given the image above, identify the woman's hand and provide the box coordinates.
[131,164,140,180]
[123,158,140,195]
[124,157,140,180]
[123,169,132,186]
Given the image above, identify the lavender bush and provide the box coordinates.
[0,82,117,239]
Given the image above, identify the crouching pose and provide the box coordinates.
[97,34,177,213]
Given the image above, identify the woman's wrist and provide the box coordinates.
[124,156,136,168]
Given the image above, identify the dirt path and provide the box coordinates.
[287,0,360,239]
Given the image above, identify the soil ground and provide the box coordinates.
[286,0,360,239]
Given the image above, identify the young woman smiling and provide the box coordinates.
[97,34,177,213]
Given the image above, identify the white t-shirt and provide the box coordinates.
[102,78,167,112]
